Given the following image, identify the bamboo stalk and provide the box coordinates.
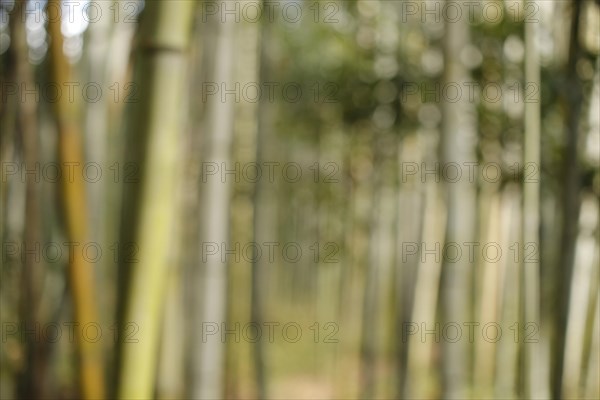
[440,2,477,397]
[192,8,236,399]
[10,1,44,397]
[522,1,543,397]
[225,12,261,398]
[46,1,105,398]
[553,1,585,397]
[117,2,195,398]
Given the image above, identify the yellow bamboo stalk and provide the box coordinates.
[46,0,105,398]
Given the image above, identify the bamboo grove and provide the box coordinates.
[1,1,599,399]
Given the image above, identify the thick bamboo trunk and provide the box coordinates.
[117,2,195,398]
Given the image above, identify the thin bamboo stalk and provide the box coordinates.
[192,8,236,399]
[46,1,105,398]
[440,2,477,396]
[10,1,43,397]
[553,1,585,397]
[523,1,543,397]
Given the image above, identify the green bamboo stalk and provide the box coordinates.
[523,0,543,397]
[117,2,195,399]
[223,11,262,397]
[440,1,477,397]
[552,1,585,397]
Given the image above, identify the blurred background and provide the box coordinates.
[1,0,599,399]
